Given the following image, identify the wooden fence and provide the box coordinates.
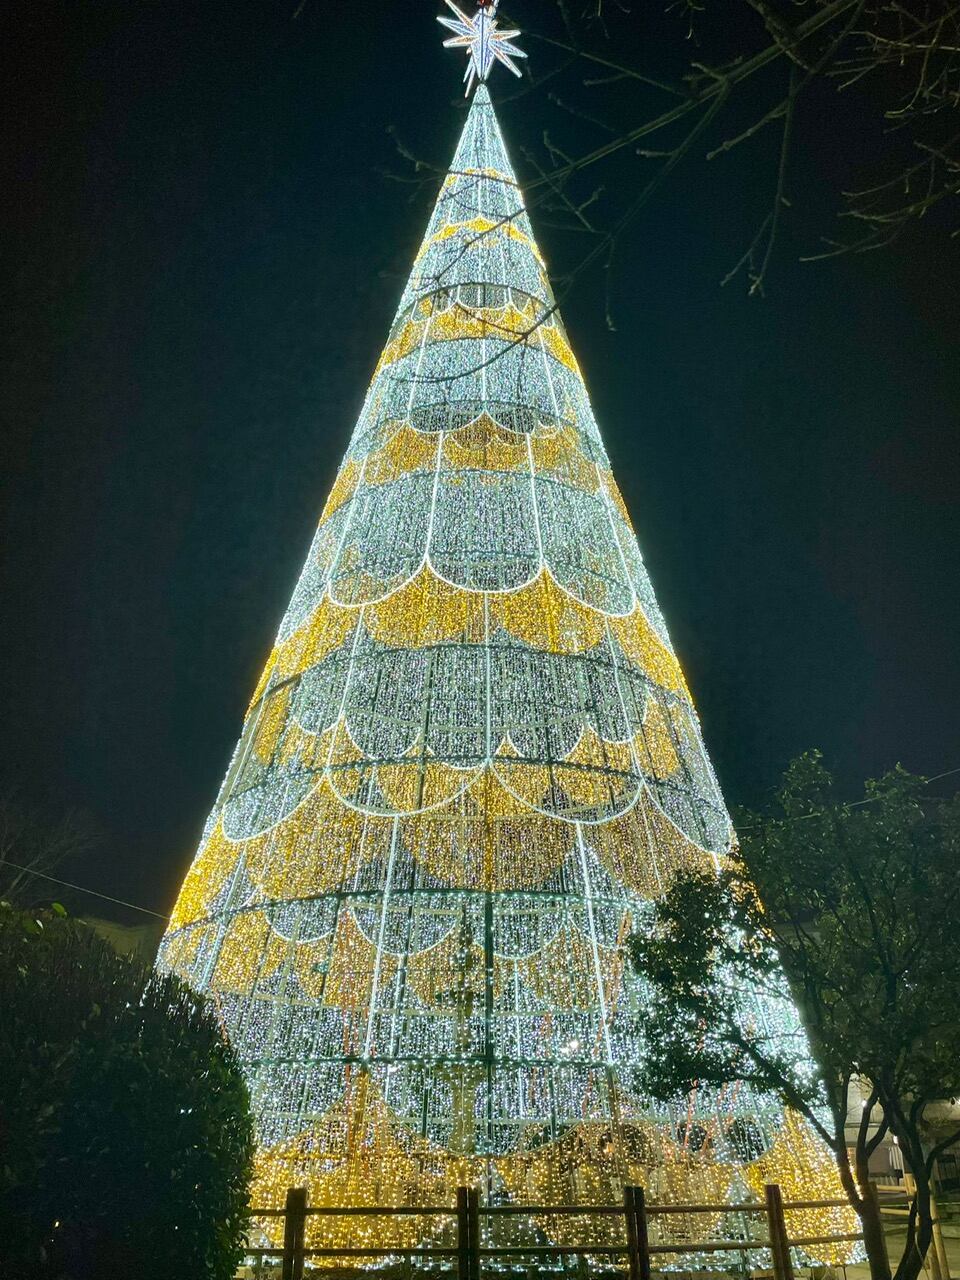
[240,1184,863,1280]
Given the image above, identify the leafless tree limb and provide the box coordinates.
[0,790,99,906]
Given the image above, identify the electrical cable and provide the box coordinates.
[1,859,168,920]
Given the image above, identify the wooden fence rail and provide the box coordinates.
[239,1184,859,1280]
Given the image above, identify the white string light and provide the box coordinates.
[158,63,861,1266]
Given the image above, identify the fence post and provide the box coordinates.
[626,1185,652,1280]
[624,1186,647,1280]
[467,1185,481,1280]
[281,1186,307,1280]
[457,1186,470,1280]
[765,1183,794,1280]
[624,1185,640,1280]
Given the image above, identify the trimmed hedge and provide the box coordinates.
[0,905,254,1279]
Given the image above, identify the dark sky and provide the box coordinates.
[4,0,959,921]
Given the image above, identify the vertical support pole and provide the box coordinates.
[281,1186,307,1280]
[457,1186,470,1280]
[904,1173,943,1280]
[467,1185,482,1280]
[765,1183,794,1280]
[931,1187,952,1280]
[929,1237,945,1280]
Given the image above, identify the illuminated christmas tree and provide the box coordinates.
[160,3,857,1260]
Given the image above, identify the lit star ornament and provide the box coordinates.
[437,0,527,95]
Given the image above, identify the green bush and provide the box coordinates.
[0,905,254,1279]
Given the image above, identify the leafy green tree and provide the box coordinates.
[630,754,960,1280]
[0,905,254,1279]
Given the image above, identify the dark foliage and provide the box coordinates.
[0,905,254,1280]
[629,754,960,1280]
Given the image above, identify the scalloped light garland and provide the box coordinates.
[160,79,860,1266]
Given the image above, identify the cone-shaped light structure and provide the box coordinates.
[160,83,857,1259]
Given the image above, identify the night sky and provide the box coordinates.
[4,0,959,921]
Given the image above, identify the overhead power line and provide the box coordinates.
[737,765,960,831]
[1,860,169,921]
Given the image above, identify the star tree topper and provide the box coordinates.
[437,0,527,95]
